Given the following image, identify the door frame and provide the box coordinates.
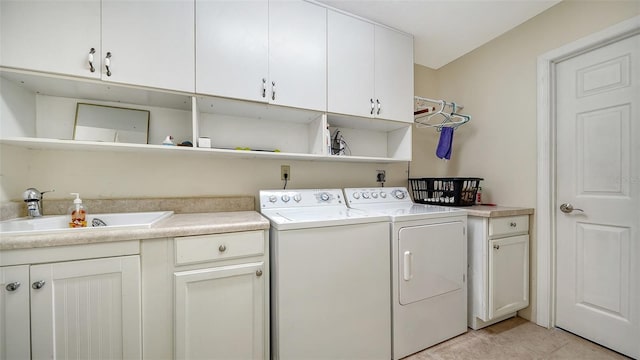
[535,15,640,328]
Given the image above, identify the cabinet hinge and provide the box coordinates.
[463,274,466,282]
[463,226,466,236]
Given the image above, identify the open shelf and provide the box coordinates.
[1,68,412,163]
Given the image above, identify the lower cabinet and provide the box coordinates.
[141,230,269,360]
[1,255,142,360]
[468,215,529,330]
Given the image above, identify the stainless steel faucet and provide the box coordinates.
[23,188,54,217]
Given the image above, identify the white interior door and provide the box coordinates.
[555,33,639,359]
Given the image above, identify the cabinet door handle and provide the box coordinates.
[510,222,517,227]
[262,78,267,98]
[256,269,263,277]
[370,98,375,115]
[218,244,226,252]
[104,52,112,77]
[493,244,500,250]
[88,48,96,73]
[376,99,381,115]
[271,81,276,101]
[403,251,413,281]
[32,280,46,290]
[5,282,20,292]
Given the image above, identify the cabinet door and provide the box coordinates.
[196,0,268,102]
[269,0,326,111]
[0,265,30,360]
[30,256,142,359]
[374,25,414,122]
[488,235,529,319]
[102,0,194,92]
[174,262,265,360]
[327,10,375,118]
[0,0,101,78]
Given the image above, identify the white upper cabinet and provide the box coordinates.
[0,0,194,92]
[328,10,375,118]
[0,0,102,79]
[328,10,413,123]
[196,0,269,102]
[374,25,414,123]
[196,0,326,111]
[101,0,195,92]
[268,1,326,111]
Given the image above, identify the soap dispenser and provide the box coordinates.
[69,193,88,228]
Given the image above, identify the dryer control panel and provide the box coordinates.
[344,187,411,206]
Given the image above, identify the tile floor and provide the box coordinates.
[405,317,631,360]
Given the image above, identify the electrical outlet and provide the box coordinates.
[281,165,291,181]
[376,170,386,183]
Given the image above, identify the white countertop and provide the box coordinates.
[0,211,270,250]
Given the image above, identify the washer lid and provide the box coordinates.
[261,207,388,230]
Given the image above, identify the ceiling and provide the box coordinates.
[317,0,561,69]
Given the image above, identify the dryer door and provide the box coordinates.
[398,221,465,305]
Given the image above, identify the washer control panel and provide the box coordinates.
[260,189,344,209]
[344,187,412,206]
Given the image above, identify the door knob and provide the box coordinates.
[560,203,584,214]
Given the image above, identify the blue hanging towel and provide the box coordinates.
[436,127,454,160]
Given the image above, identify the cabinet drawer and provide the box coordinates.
[175,231,264,266]
[488,215,529,238]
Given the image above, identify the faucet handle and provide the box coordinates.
[23,188,42,201]
[23,188,55,201]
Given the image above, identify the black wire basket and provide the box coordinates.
[409,177,483,206]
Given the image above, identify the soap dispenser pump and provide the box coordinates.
[69,193,88,228]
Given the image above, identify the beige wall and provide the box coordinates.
[413,0,639,321]
[0,144,409,203]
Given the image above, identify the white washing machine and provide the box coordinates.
[344,187,468,360]
[259,189,391,360]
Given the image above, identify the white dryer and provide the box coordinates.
[260,189,391,360]
[344,187,468,360]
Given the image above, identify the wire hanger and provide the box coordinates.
[414,96,470,131]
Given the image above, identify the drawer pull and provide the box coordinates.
[493,244,500,250]
[510,222,517,227]
[218,244,227,252]
[256,269,263,277]
[32,280,46,290]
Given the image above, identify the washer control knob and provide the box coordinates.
[320,192,330,202]
[392,190,406,199]
[380,192,387,198]
[371,192,378,199]
[269,195,278,203]
[293,194,302,202]
[352,192,360,199]
[281,194,290,202]
[362,192,370,199]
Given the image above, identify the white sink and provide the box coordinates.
[0,211,173,236]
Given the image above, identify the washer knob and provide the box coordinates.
[362,192,370,199]
[269,195,277,203]
[371,192,378,199]
[320,192,330,201]
[281,194,290,202]
[380,192,387,198]
[393,190,406,199]
[352,192,360,199]
[293,194,302,202]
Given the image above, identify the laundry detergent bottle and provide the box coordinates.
[69,193,88,228]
